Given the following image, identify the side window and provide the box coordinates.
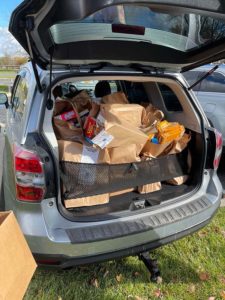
[11,74,28,118]
[158,83,183,112]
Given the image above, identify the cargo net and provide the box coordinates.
[60,152,189,200]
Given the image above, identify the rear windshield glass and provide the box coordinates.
[50,4,225,52]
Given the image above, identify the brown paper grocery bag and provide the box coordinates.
[168,133,191,155]
[58,140,110,164]
[105,123,148,154]
[102,92,129,104]
[58,141,110,207]
[138,182,162,194]
[141,140,174,158]
[53,118,83,142]
[69,90,92,113]
[53,98,84,141]
[65,194,109,208]
[0,211,36,300]
[100,103,145,127]
[167,149,192,185]
[110,188,135,197]
[108,144,141,164]
[167,175,189,185]
[142,104,164,128]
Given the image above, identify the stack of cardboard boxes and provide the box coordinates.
[53,90,191,208]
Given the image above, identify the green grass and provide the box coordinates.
[0,69,16,72]
[0,70,16,79]
[0,85,8,93]
[25,208,225,300]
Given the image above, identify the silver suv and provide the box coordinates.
[0,1,223,270]
[184,64,225,147]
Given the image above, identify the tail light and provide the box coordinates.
[213,129,223,170]
[14,144,46,202]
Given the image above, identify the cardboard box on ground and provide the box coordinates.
[0,211,36,300]
[54,89,191,207]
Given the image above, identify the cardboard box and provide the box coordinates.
[102,92,129,104]
[138,182,161,194]
[0,211,37,300]
[65,193,109,208]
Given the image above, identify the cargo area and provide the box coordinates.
[43,76,205,220]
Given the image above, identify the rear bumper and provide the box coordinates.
[11,170,222,266]
[19,171,221,267]
[33,212,217,268]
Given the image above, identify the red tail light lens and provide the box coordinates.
[215,130,223,149]
[15,147,43,173]
[16,184,44,202]
[214,129,223,170]
[14,144,45,202]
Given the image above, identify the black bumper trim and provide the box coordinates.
[66,196,210,243]
[34,210,217,269]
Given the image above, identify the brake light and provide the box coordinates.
[15,149,43,173]
[16,184,44,202]
[213,129,223,170]
[14,144,45,202]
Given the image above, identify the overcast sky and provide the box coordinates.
[0,0,25,56]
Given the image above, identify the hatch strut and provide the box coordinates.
[187,65,219,91]
[25,29,43,93]
[46,46,54,110]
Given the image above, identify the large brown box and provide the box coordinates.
[0,211,37,300]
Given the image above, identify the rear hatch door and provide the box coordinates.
[9,1,225,71]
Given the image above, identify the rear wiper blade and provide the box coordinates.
[187,65,219,91]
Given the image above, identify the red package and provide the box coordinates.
[55,110,77,121]
[84,116,97,139]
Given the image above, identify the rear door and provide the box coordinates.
[9,0,225,71]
